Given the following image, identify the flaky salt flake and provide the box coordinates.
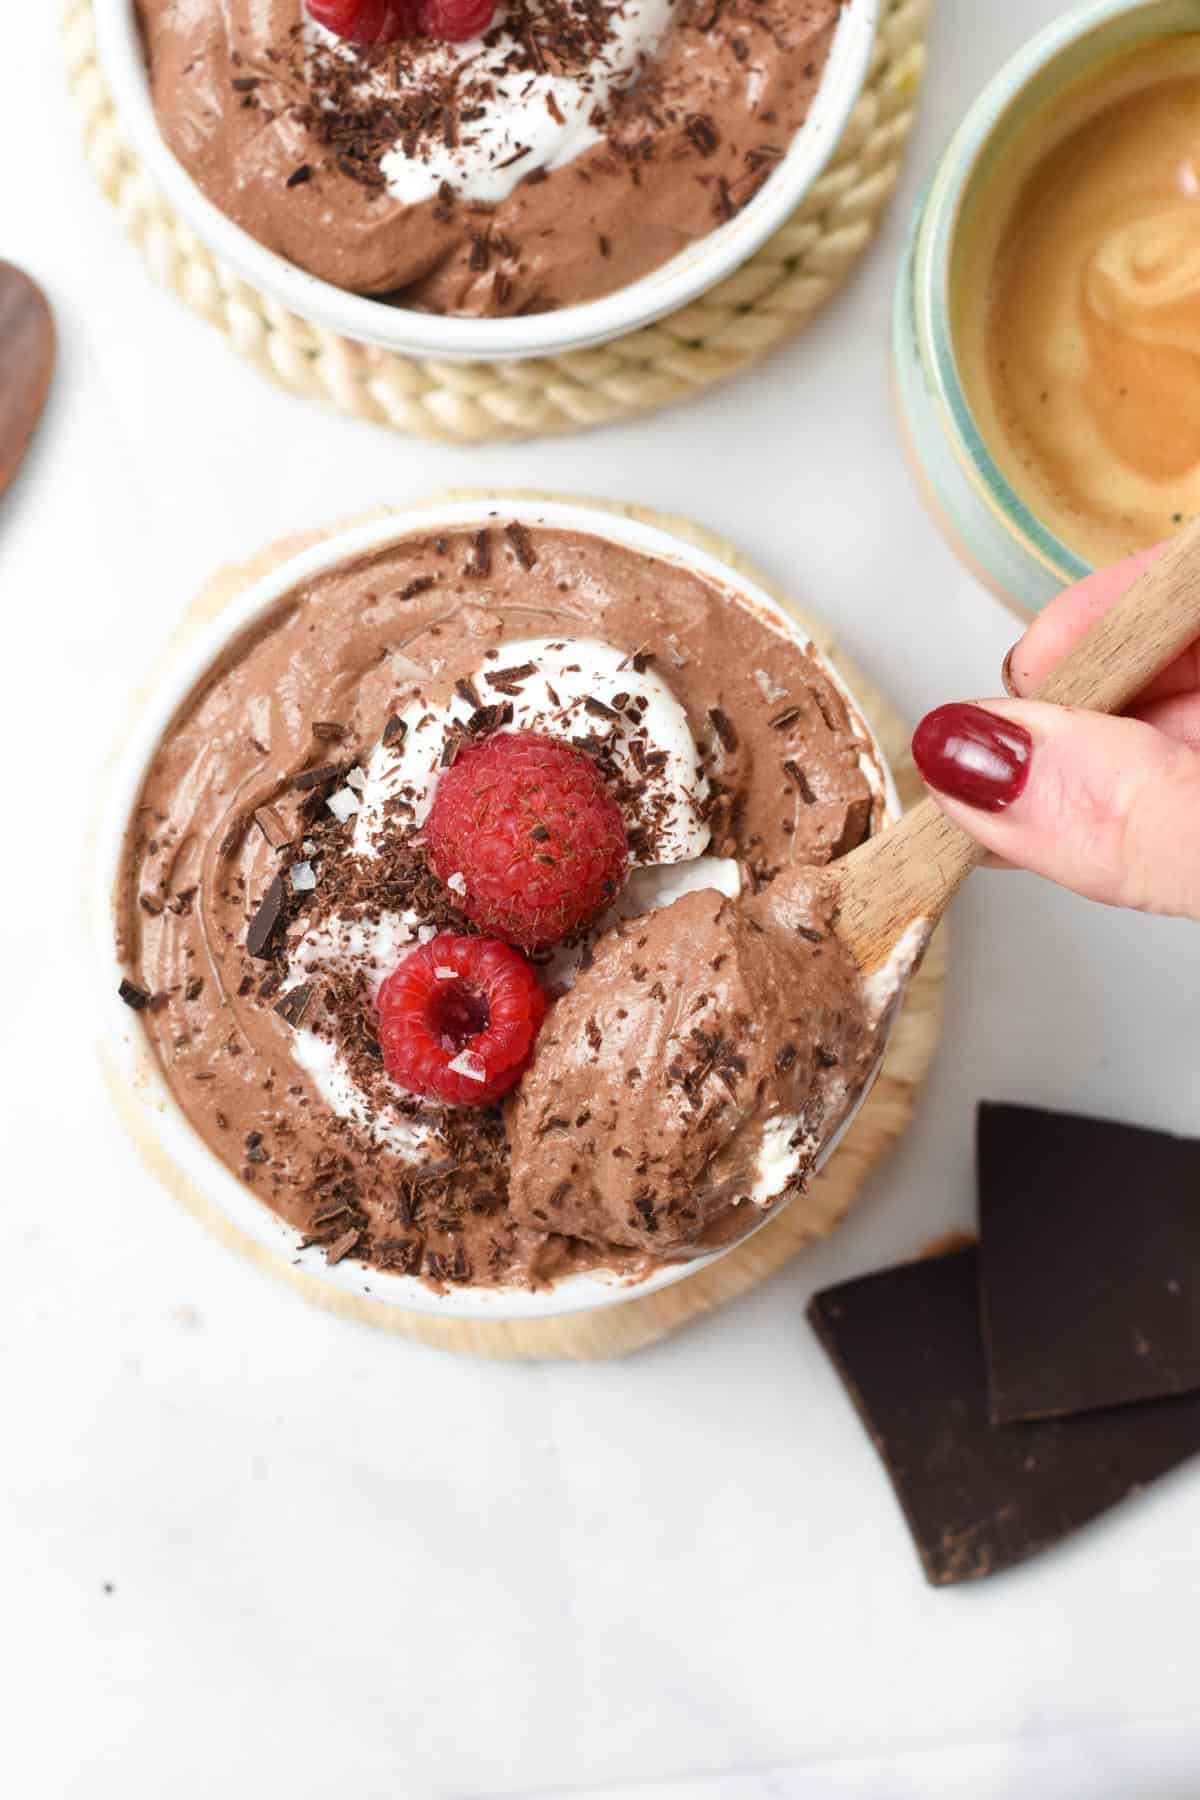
[434,966,458,981]
[289,861,317,893]
[345,765,367,792]
[327,787,361,821]
[664,633,690,668]
[447,1050,487,1083]
[447,871,468,896]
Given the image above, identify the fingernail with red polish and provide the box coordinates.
[911,703,1032,813]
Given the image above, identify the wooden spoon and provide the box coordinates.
[833,516,1200,978]
[0,261,55,500]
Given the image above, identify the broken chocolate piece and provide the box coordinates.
[978,1102,1200,1423]
[118,978,151,1011]
[253,805,293,851]
[809,1248,1200,1586]
[274,982,314,1029]
[246,874,287,959]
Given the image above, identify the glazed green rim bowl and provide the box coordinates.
[894,0,1198,615]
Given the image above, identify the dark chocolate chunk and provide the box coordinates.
[274,982,314,1029]
[118,978,151,1012]
[246,874,287,959]
[978,1102,1200,1423]
[809,1248,1200,1586]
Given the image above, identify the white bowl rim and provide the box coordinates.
[95,497,902,1322]
[93,0,879,363]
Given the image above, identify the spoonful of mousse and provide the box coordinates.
[508,523,1200,1256]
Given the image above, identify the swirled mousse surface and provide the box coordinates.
[134,0,841,314]
[115,521,878,1289]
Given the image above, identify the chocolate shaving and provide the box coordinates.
[325,1228,361,1266]
[118,978,151,1012]
[784,760,817,804]
[382,713,408,746]
[708,708,739,753]
[466,530,492,579]
[505,521,537,568]
[685,114,720,156]
[246,874,287,959]
[399,576,436,601]
[293,764,342,792]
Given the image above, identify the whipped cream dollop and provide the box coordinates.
[309,0,676,207]
[353,635,711,865]
[283,633,724,1146]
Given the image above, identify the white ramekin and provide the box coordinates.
[95,498,900,1323]
[892,0,1189,616]
[94,0,879,364]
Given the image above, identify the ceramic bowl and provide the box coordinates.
[96,498,901,1321]
[94,0,878,364]
[892,0,1191,615]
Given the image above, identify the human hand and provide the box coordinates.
[910,548,1200,920]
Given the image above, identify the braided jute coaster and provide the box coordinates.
[64,0,930,444]
[99,493,947,1360]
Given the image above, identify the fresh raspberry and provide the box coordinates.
[425,732,629,950]
[307,0,419,44]
[307,0,498,44]
[417,0,499,41]
[377,933,546,1107]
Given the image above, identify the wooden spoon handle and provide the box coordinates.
[1030,516,1200,710]
[830,795,981,976]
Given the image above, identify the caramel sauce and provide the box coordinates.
[956,39,1200,567]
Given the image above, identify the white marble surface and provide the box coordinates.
[4,4,1200,1795]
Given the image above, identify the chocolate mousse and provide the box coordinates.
[115,518,885,1289]
[134,0,843,315]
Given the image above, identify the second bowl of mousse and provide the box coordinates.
[894,0,1200,614]
[100,500,901,1321]
[98,0,878,360]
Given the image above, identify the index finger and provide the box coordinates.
[1005,544,1200,706]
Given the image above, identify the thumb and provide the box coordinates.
[911,700,1200,919]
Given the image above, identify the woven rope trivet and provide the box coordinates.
[64,0,930,443]
[99,493,947,1360]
